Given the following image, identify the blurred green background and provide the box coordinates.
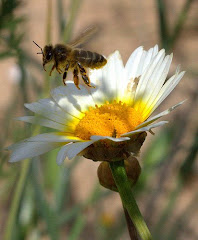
[0,0,198,239]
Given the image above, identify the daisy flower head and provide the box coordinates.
[8,45,185,165]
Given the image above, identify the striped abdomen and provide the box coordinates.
[73,49,107,69]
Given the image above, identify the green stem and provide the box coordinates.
[3,159,31,240]
[124,207,138,240]
[109,160,153,240]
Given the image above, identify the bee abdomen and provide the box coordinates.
[74,49,107,69]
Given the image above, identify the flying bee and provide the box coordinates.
[33,27,107,89]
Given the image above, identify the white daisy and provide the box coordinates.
[7,45,185,165]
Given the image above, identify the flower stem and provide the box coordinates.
[124,207,138,240]
[109,160,153,240]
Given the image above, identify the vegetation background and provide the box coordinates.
[0,0,197,239]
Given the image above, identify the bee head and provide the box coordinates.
[33,41,54,71]
[43,45,54,70]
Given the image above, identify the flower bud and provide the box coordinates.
[97,156,141,191]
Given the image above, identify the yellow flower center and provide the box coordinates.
[75,101,143,140]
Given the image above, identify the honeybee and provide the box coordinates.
[33,27,107,89]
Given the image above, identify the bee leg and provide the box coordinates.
[57,68,62,74]
[55,62,63,74]
[73,67,80,90]
[62,64,70,85]
[49,64,56,76]
[77,62,95,88]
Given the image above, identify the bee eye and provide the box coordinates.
[46,52,52,61]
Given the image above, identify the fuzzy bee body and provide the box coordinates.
[73,49,107,69]
[33,27,107,89]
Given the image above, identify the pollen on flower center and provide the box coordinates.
[74,101,143,140]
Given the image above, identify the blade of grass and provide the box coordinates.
[62,0,82,43]
[167,0,195,50]
[156,0,169,49]
[134,127,174,194]
[58,184,110,226]
[44,0,52,94]
[153,180,183,239]
[102,213,126,240]
[3,159,31,240]
[54,157,79,213]
[180,129,198,179]
[3,56,32,239]
[67,214,86,240]
[57,0,65,37]
[66,184,108,240]
[31,159,59,240]
[46,0,52,45]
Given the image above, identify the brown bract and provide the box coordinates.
[81,132,147,162]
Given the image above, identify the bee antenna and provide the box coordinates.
[33,41,43,55]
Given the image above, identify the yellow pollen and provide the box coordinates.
[75,101,143,140]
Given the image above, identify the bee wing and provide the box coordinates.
[69,26,98,47]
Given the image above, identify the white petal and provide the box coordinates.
[16,116,66,131]
[90,135,130,142]
[111,52,127,100]
[89,51,126,103]
[125,45,158,81]
[141,45,159,74]
[148,71,185,116]
[122,121,168,137]
[142,54,173,111]
[134,49,165,102]
[124,45,160,104]
[125,46,144,80]
[8,141,62,162]
[88,68,107,104]
[136,100,186,129]
[51,83,95,116]
[25,98,72,125]
[25,132,81,142]
[57,141,95,161]
[125,45,159,81]
[56,143,72,165]
[38,98,67,119]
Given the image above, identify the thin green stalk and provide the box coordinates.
[4,122,40,240]
[63,0,81,43]
[156,0,169,49]
[180,129,198,178]
[55,157,79,213]
[3,159,31,240]
[58,184,110,226]
[31,159,59,240]
[57,0,65,37]
[167,0,195,50]
[46,0,52,45]
[44,0,52,94]
[153,180,183,239]
[109,160,153,240]
[67,214,86,240]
